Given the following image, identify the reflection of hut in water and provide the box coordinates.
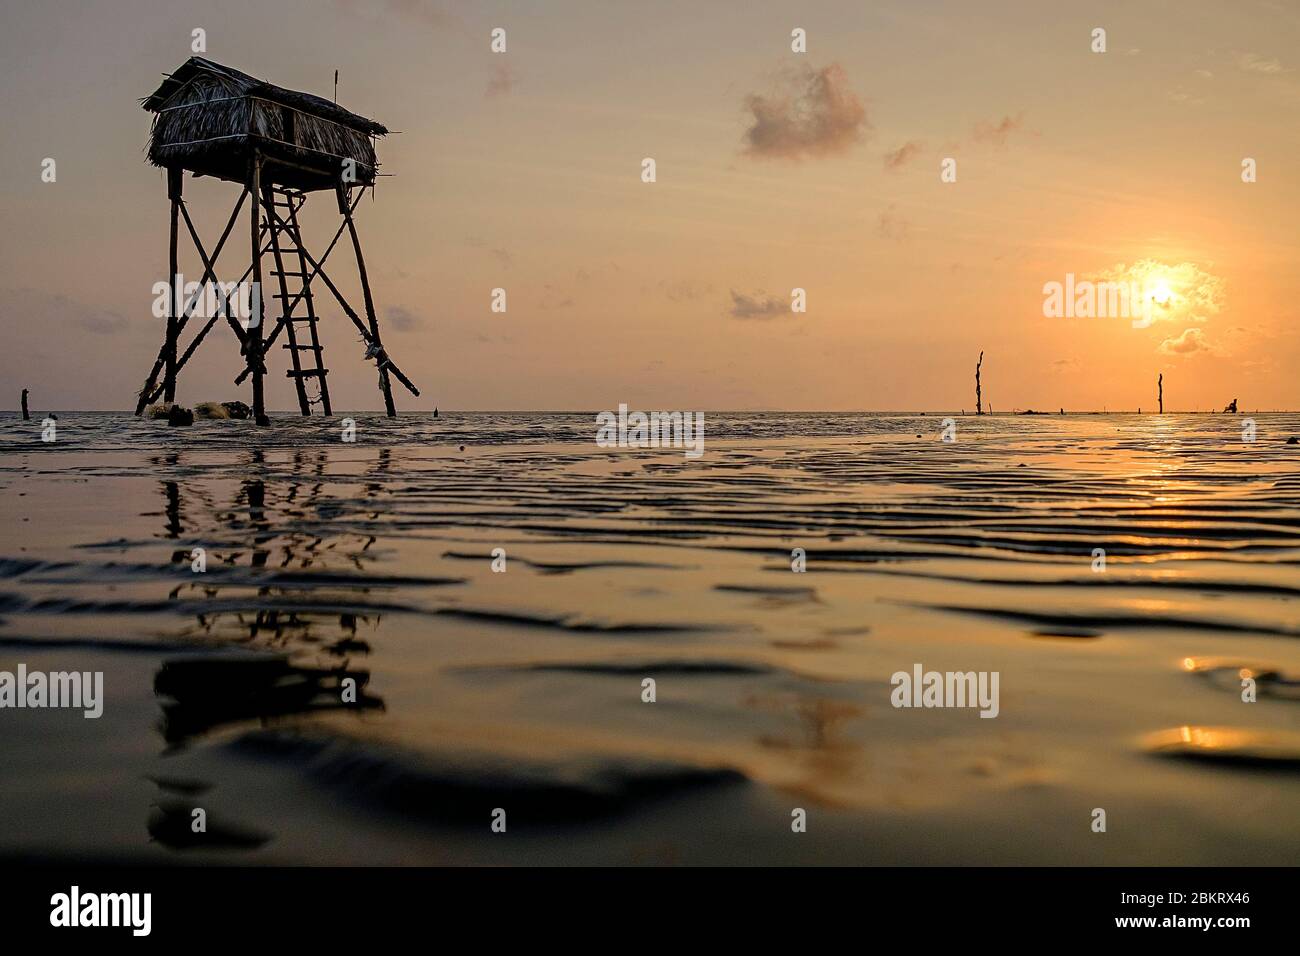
[158,450,388,654]
[154,652,382,746]
[134,56,421,423]
[150,453,395,747]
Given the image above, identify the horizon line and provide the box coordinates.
[6,408,1299,416]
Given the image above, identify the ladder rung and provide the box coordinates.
[282,344,323,351]
[271,270,308,277]
[286,369,328,378]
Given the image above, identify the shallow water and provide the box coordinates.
[1,411,1297,864]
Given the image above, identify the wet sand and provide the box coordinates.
[1,412,1298,864]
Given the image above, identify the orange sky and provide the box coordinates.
[1,0,1298,411]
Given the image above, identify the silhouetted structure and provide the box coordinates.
[134,57,420,424]
[1158,374,1163,414]
[975,351,984,415]
[20,388,29,421]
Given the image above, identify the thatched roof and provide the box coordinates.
[142,57,387,191]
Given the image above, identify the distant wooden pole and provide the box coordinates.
[338,183,396,417]
[975,351,984,415]
[249,154,269,426]
[20,388,29,421]
[1158,374,1163,414]
[163,167,183,403]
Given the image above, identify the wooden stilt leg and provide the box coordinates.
[163,167,182,403]
[338,183,396,417]
[136,187,248,415]
[250,154,269,426]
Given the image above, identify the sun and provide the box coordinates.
[1150,280,1173,306]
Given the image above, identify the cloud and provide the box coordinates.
[971,112,1026,146]
[538,284,575,311]
[1168,88,1205,105]
[486,64,516,98]
[463,237,513,268]
[1237,52,1291,74]
[385,305,420,331]
[877,205,910,241]
[0,287,128,335]
[728,289,789,319]
[741,63,869,160]
[73,308,129,335]
[1158,328,1209,355]
[883,140,923,170]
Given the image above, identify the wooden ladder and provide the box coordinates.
[261,185,332,415]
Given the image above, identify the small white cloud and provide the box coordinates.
[728,289,790,319]
[1158,328,1209,355]
[1237,52,1291,74]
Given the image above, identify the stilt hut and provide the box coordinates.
[134,56,420,423]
